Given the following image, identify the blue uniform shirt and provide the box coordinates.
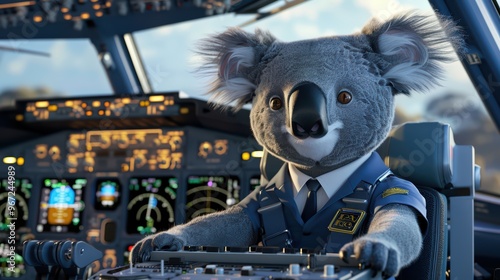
[237,152,427,250]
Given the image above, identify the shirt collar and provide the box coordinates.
[288,153,372,199]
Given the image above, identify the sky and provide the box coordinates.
[0,0,478,117]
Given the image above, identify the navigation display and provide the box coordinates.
[185,176,240,222]
[126,177,177,235]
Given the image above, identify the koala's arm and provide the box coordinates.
[340,203,423,278]
[131,206,257,263]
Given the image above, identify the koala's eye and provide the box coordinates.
[337,91,352,104]
[269,96,283,110]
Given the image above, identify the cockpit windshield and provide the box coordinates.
[0,39,112,107]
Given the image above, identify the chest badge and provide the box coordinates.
[328,208,366,234]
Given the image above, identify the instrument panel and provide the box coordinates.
[0,93,262,279]
[126,176,177,234]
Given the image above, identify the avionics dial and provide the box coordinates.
[185,176,240,222]
[126,177,177,235]
[0,178,32,278]
[0,178,32,229]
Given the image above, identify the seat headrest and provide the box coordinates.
[259,150,284,185]
[377,122,454,189]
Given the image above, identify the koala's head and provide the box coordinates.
[198,11,463,176]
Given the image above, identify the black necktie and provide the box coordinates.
[301,179,321,223]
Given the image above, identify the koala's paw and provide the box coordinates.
[130,232,186,263]
[340,237,399,278]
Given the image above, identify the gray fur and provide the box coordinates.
[131,11,461,277]
[361,11,465,94]
[196,28,278,110]
[131,206,255,263]
[167,206,256,246]
[340,204,423,276]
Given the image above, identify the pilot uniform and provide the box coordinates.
[238,152,428,251]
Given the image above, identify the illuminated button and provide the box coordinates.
[122,98,131,104]
[149,95,165,102]
[48,105,58,112]
[15,114,23,121]
[180,107,189,114]
[17,157,25,166]
[3,157,16,164]
[85,111,92,116]
[92,101,101,107]
[241,152,250,161]
[63,14,72,20]
[95,11,103,17]
[81,103,87,108]
[104,101,110,107]
[93,3,100,9]
[61,7,69,13]
[35,101,49,108]
[251,151,264,158]
[98,110,104,116]
[33,15,43,23]
[121,164,129,172]
[65,100,74,107]
[81,12,90,19]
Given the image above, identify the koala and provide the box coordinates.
[131,11,463,277]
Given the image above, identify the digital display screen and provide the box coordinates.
[127,177,177,235]
[0,179,31,277]
[185,176,240,222]
[95,178,121,210]
[0,178,32,230]
[37,178,86,233]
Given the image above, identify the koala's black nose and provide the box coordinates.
[288,82,328,139]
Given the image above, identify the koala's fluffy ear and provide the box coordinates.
[197,28,277,110]
[362,11,465,94]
